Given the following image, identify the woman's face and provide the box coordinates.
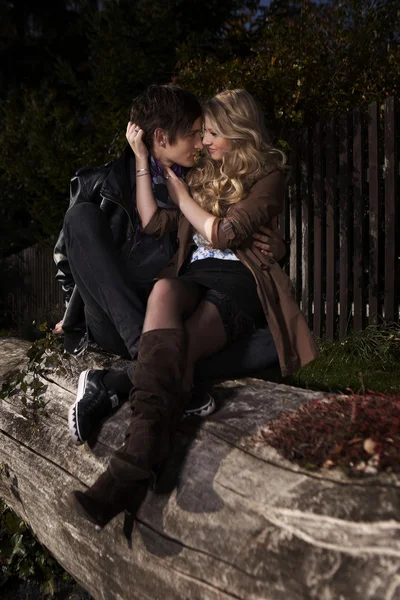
[202,116,232,161]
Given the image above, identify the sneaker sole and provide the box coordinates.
[183,394,216,418]
[68,369,91,445]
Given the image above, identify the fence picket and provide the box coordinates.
[313,122,324,338]
[339,114,352,336]
[301,129,313,325]
[384,96,398,322]
[368,102,381,325]
[325,118,337,340]
[352,108,366,331]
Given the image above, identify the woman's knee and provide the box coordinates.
[147,279,181,308]
[146,279,201,322]
[185,300,227,356]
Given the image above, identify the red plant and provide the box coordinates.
[262,392,400,475]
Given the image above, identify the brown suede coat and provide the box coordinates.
[143,169,319,377]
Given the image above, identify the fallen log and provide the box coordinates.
[1,336,400,600]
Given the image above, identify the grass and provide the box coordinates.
[287,322,400,395]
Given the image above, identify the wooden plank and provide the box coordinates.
[289,144,302,303]
[325,118,337,340]
[384,96,398,322]
[368,102,381,325]
[339,114,352,337]
[301,128,313,325]
[352,108,366,332]
[313,121,324,338]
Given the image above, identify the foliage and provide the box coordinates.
[0,328,72,424]
[0,0,255,255]
[0,498,73,596]
[1,0,400,254]
[177,0,400,138]
[288,323,400,394]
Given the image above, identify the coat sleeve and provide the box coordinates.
[53,230,74,304]
[209,169,285,250]
[53,169,96,303]
[142,207,181,238]
[53,172,90,303]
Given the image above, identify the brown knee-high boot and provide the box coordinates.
[109,328,190,480]
[69,328,190,528]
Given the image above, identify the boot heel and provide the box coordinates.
[69,470,148,530]
[149,460,168,491]
[68,490,116,531]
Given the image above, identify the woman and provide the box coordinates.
[70,89,318,528]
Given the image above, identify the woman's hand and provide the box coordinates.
[126,121,148,160]
[164,166,190,207]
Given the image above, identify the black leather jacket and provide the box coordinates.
[53,145,176,354]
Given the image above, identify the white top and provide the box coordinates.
[190,231,239,263]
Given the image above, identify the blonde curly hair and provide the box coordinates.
[186,89,286,217]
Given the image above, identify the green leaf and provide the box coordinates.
[10,533,26,561]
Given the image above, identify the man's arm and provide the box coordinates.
[126,122,158,228]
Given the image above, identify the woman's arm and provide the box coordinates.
[209,170,284,250]
[166,166,284,251]
[165,166,217,240]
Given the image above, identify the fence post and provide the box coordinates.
[352,108,366,332]
[368,102,381,325]
[313,121,324,338]
[325,118,337,340]
[339,114,352,337]
[301,128,313,326]
[289,141,302,304]
[384,96,399,322]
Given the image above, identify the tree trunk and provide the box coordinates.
[1,337,400,600]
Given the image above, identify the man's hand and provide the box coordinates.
[52,320,64,335]
[252,219,286,263]
[126,122,148,160]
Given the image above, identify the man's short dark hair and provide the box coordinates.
[129,84,202,152]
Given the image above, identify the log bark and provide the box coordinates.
[1,337,400,600]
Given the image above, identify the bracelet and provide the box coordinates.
[136,172,149,177]
[136,168,149,173]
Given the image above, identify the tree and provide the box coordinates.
[176,0,400,140]
[0,0,255,255]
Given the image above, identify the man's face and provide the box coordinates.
[163,117,203,167]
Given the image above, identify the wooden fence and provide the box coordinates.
[3,95,400,340]
[280,95,400,339]
[4,244,64,333]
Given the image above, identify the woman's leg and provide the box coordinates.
[143,279,228,388]
[70,281,229,529]
[142,277,203,333]
[183,299,227,391]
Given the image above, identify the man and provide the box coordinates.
[54,84,284,446]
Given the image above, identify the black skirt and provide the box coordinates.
[178,257,265,327]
